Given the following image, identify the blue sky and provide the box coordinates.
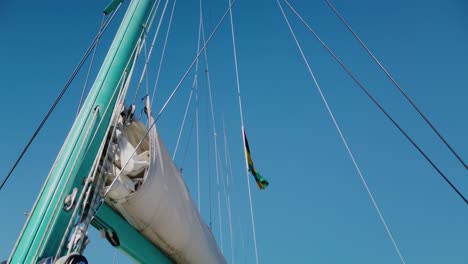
[0,0,467,263]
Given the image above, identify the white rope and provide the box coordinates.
[75,36,145,253]
[47,44,140,257]
[195,0,203,212]
[104,0,239,222]
[150,0,177,105]
[172,89,194,160]
[171,12,204,161]
[225,0,260,262]
[112,249,117,264]
[238,215,247,264]
[225,195,234,263]
[277,1,406,263]
[105,38,155,194]
[196,81,201,211]
[54,109,100,259]
[198,4,225,252]
[172,14,202,161]
[216,147,234,257]
[223,119,235,188]
[55,46,140,254]
[217,175,224,253]
[154,0,237,120]
[144,41,149,96]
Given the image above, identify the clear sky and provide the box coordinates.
[0,0,467,263]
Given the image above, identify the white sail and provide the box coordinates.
[103,110,226,264]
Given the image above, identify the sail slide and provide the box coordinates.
[100,111,226,264]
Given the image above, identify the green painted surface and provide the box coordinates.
[104,0,124,15]
[7,0,169,263]
[92,203,174,264]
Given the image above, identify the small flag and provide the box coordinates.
[244,131,269,190]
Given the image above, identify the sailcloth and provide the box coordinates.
[104,112,226,264]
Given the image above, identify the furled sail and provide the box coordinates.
[101,105,226,264]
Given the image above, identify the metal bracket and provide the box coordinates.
[64,188,78,212]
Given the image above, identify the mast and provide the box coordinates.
[8,0,169,262]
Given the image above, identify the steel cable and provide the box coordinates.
[283,0,468,204]
[325,0,467,170]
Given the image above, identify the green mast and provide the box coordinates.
[8,0,170,263]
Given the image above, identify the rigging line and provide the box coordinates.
[9,27,140,259]
[54,108,102,259]
[144,41,149,96]
[219,122,235,264]
[195,0,203,212]
[145,42,149,95]
[214,139,224,252]
[32,106,101,260]
[60,32,145,255]
[217,145,234,257]
[150,0,176,105]
[76,14,107,117]
[154,0,238,120]
[199,1,225,252]
[128,0,162,122]
[238,215,247,264]
[145,46,150,96]
[112,250,117,264]
[206,97,214,230]
[325,0,467,170]
[145,0,163,36]
[222,119,236,264]
[196,80,202,212]
[222,117,230,186]
[225,190,235,264]
[50,45,138,257]
[209,80,224,253]
[223,119,236,188]
[180,109,197,169]
[132,0,168,104]
[61,74,129,254]
[283,0,468,204]
[225,0,260,262]
[30,24,145,264]
[0,6,120,191]
[173,88,195,160]
[72,39,145,254]
[105,0,239,209]
[194,0,203,83]
[62,116,105,258]
[277,1,409,263]
[222,118,236,195]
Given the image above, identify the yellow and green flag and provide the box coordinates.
[244,131,269,190]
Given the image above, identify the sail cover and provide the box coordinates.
[102,114,226,264]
